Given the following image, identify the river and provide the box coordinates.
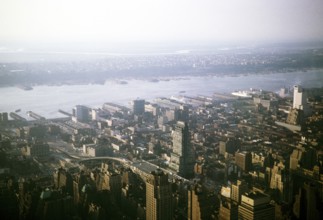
[0,70,322,119]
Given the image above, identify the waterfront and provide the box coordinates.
[1,70,323,119]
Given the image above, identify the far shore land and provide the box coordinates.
[5,67,322,90]
[1,45,323,88]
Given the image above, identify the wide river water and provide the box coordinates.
[0,70,322,119]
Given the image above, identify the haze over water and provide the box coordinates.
[1,70,322,119]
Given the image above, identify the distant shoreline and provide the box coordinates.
[1,68,322,89]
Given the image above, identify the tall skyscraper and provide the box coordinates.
[146,169,173,220]
[170,121,195,178]
[132,99,145,115]
[293,85,307,110]
[235,151,252,172]
[292,84,311,117]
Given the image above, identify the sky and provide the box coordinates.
[0,0,323,47]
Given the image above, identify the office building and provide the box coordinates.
[188,184,215,220]
[231,180,249,204]
[219,138,240,156]
[238,192,275,220]
[22,141,49,157]
[219,197,238,220]
[170,121,195,178]
[293,182,321,220]
[293,85,307,110]
[293,85,311,117]
[132,99,145,115]
[72,105,90,123]
[235,151,252,172]
[146,169,173,220]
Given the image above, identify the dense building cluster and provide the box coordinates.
[0,85,323,219]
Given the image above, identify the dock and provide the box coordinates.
[27,111,46,120]
[9,112,27,121]
[58,109,72,117]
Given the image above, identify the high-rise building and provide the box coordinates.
[132,99,145,115]
[219,138,240,156]
[293,182,321,220]
[72,105,90,122]
[219,197,238,220]
[231,180,248,204]
[188,184,215,220]
[146,169,173,220]
[170,121,195,178]
[238,192,275,220]
[293,85,307,110]
[176,105,189,122]
[290,147,317,170]
[292,85,311,117]
[235,151,252,172]
[53,168,73,195]
[0,112,8,122]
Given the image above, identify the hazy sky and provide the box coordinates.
[1,0,323,46]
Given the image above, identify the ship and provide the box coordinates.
[231,88,262,98]
[231,91,253,98]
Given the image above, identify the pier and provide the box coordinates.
[27,111,46,120]
[58,109,72,117]
[9,112,27,121]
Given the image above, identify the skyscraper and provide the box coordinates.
[146,169,173,220]
[72,105,90,122]
[292,85,311,117]
[293,85,307,110]
[188,184,215,220]
[235,151,252,172]
[132,99,145,115]
[170,121,195,178]
[293,182,321,220]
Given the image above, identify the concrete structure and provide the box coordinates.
[22,141,50,157]
[72,105,90,123]
[146,169,173,220]
[170,121,195,178]
[238,192,275,220]
[293,85,307,110]
[235,151,252,172]
[231,180,248,204]
[145,103,159,116]
[219,138,240,156]
[83,144,106,157]
[0,112,8,122]
[188,185,215,220]
[132,99,145,115]
[293,182,321,220]
[290,147,317,171]
[219,198,238,220]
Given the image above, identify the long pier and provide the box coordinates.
[58,109,72,117]
[27,111,46,120]
[9,112,27,121]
